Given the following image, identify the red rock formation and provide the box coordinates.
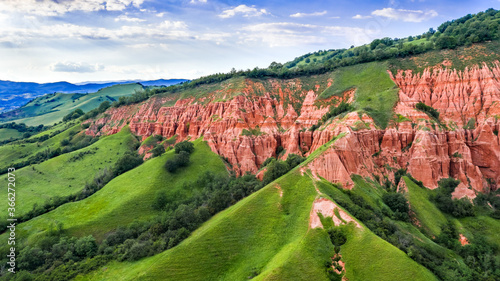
[86,66,500,194]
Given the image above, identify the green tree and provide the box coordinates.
[174,141,194,154]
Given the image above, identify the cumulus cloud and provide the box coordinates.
[0,20,190,42]
[0,0,145,16]
[219,5,269,18]
[290,11,327,18]
[115,15,145,22]
[241,22,374,47]
[352,14,372,19]
[371,8,438,22]
[50,61,104,73]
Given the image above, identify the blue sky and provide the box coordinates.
[0,0,497,83]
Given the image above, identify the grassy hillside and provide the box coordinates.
[318,61,399,128]
[0,126,137,221]
[0,84,142,126]
[0,122,81,172]
[0,138,227,252]
[0,128,22,141]
[404,177,448,237]
[75,170,436,281]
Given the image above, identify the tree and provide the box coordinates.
[114,151,143,176]
[285,153,305,169]
[174,141,194,154]
[75,235,98,258]
[151,144,165,157]
[435,35,457,49]
[63,108,85,122]
[383,192,410,221]
[152,191,168,210]
[263,159,290,185]
[165,151,190,173]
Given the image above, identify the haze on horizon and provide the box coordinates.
[1,0,496,84]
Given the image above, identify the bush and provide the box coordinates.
[165,151,190,173]
[60,138,70,146]
[62,109,85,122]
[174,141,194,154]
[321,102,353,122]
[382,192,410,221]
[75,235,98,258]
[150,144,165,157]
[285,153,305,169]
[261,157,274,168]
[432,178,475,218]
[415,102,439,120]
[328,227,347,246]
[113,151,143,176]
[262,159,290,185]
[152,191,168,211]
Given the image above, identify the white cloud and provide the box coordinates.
[115,15,146,22]
[352,14,372,19]
[241,22,374,47]
[0,0,145,16]
[50,61,104,73]
[0,20,191,42]
[371,8,438,22]
[190,0,207,3]
[290,11,327,18]
[219,5,269,19]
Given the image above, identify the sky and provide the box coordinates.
[0,0,498,83]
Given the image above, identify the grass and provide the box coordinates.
[457,215,500,252]
[77,171,325,281]
[177,76,246,102]
[0,122,82,171]
[0,138,228,254]
[0,128,23,141]
[404,177,447,237]
[388,40,500,74]
[341,223,438,281]
[0,84,142,126]
[0,126,137,221]
[318,61,399,128]
[75,169,438,281]
[351,174,386,209]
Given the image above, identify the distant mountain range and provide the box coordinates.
[0,79,187,113]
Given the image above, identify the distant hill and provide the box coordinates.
[0,83,157,126]
[0,78,187,113]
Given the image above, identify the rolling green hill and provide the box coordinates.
[74,170,436,281]
[0,83,143,126]
[0,138,227,248]
[0,126,137,222]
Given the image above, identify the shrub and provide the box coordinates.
[165,151,190,173]
[113,151,143,176]
[383,192,410,221]
[152,191,168,211]
[63,109,85,122]
[463,118,475,130]
[261,157,274,168]
[262,159,290,185]
[321,102,353,122]
[60,138,70,146]
[432,178,475,218]
[150,144,165,157]
[415,102,439,120]
[174,141,194,154]
[328,227,347,246]
[285,153,305,169]
[75,235,98,258]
